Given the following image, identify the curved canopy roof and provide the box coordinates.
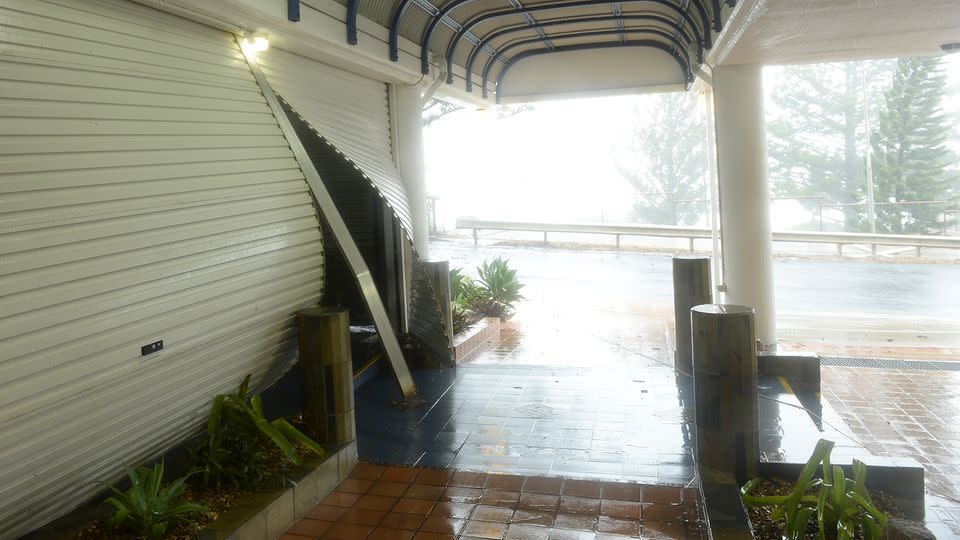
[342,0,737,102]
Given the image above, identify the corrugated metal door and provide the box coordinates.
[256,47,415,236]
[0,0,325,536]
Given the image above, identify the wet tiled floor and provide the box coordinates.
[822,366,960,536]
[282,463,707,539]
[356,365,696,485]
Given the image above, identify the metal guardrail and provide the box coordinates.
[456,218,960,256]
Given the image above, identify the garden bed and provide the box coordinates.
[453,316,502,362]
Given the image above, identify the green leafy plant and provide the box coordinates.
[475,257,525,318]
[449,267,481,334]
[193,374,325,489]
[103,462,208,540]
[741,439,887,540]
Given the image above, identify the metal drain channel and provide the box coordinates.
[820,355,960,372]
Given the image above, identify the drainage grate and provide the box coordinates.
[820,355,960,372]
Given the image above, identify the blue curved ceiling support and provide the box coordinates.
[463,13,698,91]
[482,30,691,98]
[440,0,707,82]
[710,0,722,32]
[494,40,691,103]
[347,0,358,44]
[428,0,710,76]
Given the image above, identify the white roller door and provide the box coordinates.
[256,47,414,235]
[0,0,325,536]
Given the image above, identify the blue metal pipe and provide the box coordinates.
[287,0,300,22]
[493,40,693,103]
[462,14,699,90]
[347,0,358,44]
[482,31,692,99]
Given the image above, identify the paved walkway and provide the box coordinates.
[281,463,707,540]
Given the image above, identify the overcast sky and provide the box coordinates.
[424,55,960,230]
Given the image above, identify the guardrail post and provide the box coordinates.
[691,304,760,486]
[543,231,548,245]
[615,234,621,249]
[916,246,922,258]
[472,228,478,246]
[871,244,877,256]
[688,237,695,252]
[837,243,843,256]
[673,256,712,374]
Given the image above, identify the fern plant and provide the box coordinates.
[193,374,325,489]
[103,462,208,540]
[741,439,887,540]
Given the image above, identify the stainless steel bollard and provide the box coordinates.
[691,304,759,486]
[672,256,712,374]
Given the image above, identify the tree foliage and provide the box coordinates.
[869,56,958,233]
[616,92,706,225]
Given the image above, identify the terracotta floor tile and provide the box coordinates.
[640,485,681,505]
[451,471,489,488]
[382,466,420,483]
[481,489,522,507]
[547,529,597,540]
[405,483,447,500]
[504,523,552,540]
[430,501,476,519]
[287,518,333,537]
[393,498,436,516]
[553,513,598,531]
[351,463,387,481]
[371,481,412,497]
[419,515,467,535]
[444,486,483,503]
[600,483,641,502]
[596,516,640,536]
[307,505,349,521]
[641,503,682,522]
[379,512,427,531]
[472,504,516,522]
[523,476,564,496]
[511,509,556,527]
[599,500,640,520]
[641,520,687,539]
[338,478,374,494]
[357,494,399,511]
[487,474,526,492]
[558,496,600,515]
[367,527,415,540]
[412,532,457,540]
[415,468,454,486]
[463,519,509,539]
[280,534,314,540]
[562,480,602,499]
[340,508,388,526]
[518,493,560,512]
[321,492,360,508]
[322,522,373,540]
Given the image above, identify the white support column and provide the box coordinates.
[712,64,776,347]
[391,83,430,257]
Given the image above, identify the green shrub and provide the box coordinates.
[741,438,887,540]
[192,374,325,489]
[103,462,207,540]
[475,257,524,318]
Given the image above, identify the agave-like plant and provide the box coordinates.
[103,462,208,540]
[475,257,525,317]
[741,439,887,540]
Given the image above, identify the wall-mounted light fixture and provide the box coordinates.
[243,32,270,53]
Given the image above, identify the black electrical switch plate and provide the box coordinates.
[141,340,163,356]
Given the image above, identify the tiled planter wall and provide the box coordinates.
[453,317,501,363]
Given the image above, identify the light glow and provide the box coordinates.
[245,33,270,53]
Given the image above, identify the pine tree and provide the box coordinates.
[766,61,891,230]
[870,56,959,233]
[616,92,706,225]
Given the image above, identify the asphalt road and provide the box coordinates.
[430,238,960,353]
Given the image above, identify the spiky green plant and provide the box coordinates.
[741,439,887,540]
[475,257,524,318]
[103,463,208,540]
[193,374,325,489]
